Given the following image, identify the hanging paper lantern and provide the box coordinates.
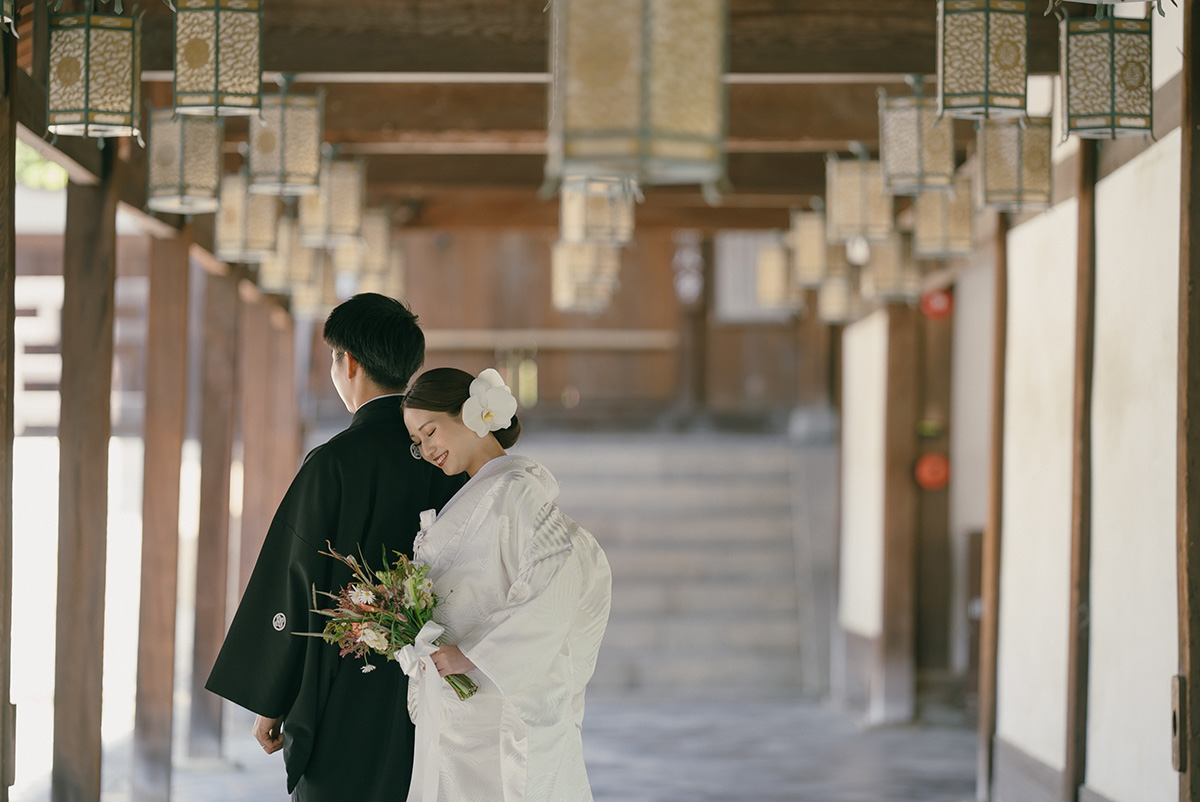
[860,234,922,304]
[248,88,324,195]
[559,175,638,245]
[825,156,894,242]
[47,11,142,138]
[215,171,279,263]
[1061,14,1152,139]
[755,233,801,312]
[937,0,1029,120]
[146,109,222,214]
[288,245,327,319]
[977,116,1052,209]
[545,0,726,187]
[257,215,295,293]
[913,170,974,260]
[551,240,621,314]
[879,84,956,195]
[173,0,262,116]
[789,210,828,289]
[298,158,365,247]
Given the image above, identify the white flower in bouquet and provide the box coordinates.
[358,624,389,652]
[461,368,517,438]
[348,585,376,606]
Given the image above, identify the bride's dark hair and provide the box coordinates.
[403,367,522,448]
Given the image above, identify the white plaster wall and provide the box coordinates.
[949,257,995,673]
[1085,128,1181,802]
[838,309,889,638]
[995,198,1077,771]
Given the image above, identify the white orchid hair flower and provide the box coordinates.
[462,368,518,438]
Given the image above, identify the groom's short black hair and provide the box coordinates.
[323,293,425,392]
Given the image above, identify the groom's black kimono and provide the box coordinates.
[206,396,465,801]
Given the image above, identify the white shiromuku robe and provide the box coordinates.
[410,454,612,802]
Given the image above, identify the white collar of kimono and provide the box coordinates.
[438,453,527,516]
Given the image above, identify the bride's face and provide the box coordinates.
[405,407,485,477]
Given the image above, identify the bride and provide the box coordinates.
[401,367,612,802]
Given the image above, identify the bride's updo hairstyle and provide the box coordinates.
[403,367,522,449]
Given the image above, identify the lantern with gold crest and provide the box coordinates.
[913,170,973,260]
[977,116,1052,209]
[146,108,222,214]
[215,170,279,263]
[545,0,727,189]
[879,79,956,195]
[937,0,1029,120]
[1061,12,1152,139]
[825,149,894,243]
[47,10,142,138]
[173,0,263,116]
[298,156,366,247]
[249,83,324,195]
[860,233,922,304]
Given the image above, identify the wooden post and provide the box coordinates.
[268,307,299,504]
[874,303,919,724]
[132,230,192,802]
[978,211,1010,802]
[1178,0,1200,797]
[187,269,239,759]
[0,32,18,800]
[237,294,272,598]
[53,151,119,802]
[1064,138,1098,802]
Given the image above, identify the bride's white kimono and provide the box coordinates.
[410,454,612,802]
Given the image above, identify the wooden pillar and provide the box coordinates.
[268,307,299,503]
[53,152,118,802]
[978,211,1009,802]
[132,230,192,802]
[1064,138,1097,802]
[187,269,239,759]
[1178,0,1200,796]
[237,294,272,598]
[0,32,18,800]
[874,303,919,724]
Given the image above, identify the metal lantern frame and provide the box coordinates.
[146,107,223,214]
[173,0,263,116]
[215,169,280,263]
[545,0,729,188]
[912,170,974,260]
[298,156,366,247]
[977,116,1052,210]
[47,11,143,138]
[248,86,324,195]
[1060,13,1152,139]
[879,80,956,195]
[825,153,894,243]
[937,0,1029,120]
[559,175,639,246]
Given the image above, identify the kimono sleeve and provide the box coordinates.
[454,478,581,697]
[204,450,340,718]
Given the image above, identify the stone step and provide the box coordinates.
[554,478,792,512]
[608,579,798,617]
[576,512,794,547]
[603,614,801,652]
[516,440,797,479]
[604,547,795,581]
[589,650,803,695]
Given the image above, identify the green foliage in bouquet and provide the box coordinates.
[302,542,477,700]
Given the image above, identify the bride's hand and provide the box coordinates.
[431,645,476,677]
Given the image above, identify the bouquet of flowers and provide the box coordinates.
[307,542,478,700]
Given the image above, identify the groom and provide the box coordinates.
[206,293,465,801]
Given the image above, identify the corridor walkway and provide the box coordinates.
[166,701,976,802]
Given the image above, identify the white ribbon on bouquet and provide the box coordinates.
[398,620,446,802]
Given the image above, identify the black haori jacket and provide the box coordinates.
[206,396,465,801]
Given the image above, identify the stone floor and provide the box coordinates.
[162,700,976,802]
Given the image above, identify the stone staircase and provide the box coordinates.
[516,433,834,701]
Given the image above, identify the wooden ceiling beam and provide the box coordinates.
[138,0,1064,76]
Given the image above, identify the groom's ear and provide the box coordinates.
[344,352,361,378]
